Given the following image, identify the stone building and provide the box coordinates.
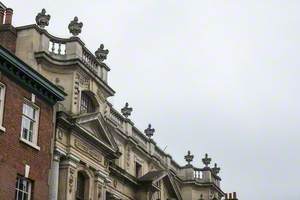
[0,4,239,200]
[0,5,65,200]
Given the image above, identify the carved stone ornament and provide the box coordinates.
[68,16,83,37]
[202,153,212,168]
[121,102,133,118]
[35,8,50,28]
[144,124,155,138]
[184,150,194,166]
[95,44,109,62]
[199,194,204,200]
[69,169,75,193]
[212,163,221,175]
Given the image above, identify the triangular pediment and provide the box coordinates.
[74,112,118,153]
[139,170,182,200]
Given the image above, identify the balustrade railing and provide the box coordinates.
[82,48,100,75]
[109,109,123,126]
[49,40,66,55]
[194,168,203,179]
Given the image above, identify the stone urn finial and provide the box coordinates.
[95,44,109,62]
[184,150,194,166]
[202,153,211,168]
[144,124,155,138]
[68,16,83,37]
[212,163,221,175]
[35,8,50,28]
[121,102,133,118]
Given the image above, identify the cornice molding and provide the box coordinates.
[0,46,65,104]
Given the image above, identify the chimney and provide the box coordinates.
[0,7,17,53]
[226,192,238,200]
[4,8,13,25]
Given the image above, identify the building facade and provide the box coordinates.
[0,4,239,200]
[0,5,65,200]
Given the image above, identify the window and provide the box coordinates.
[76,172,86,200]
[135,162,142,178]
[0,83,5,131]
[80,92,95,113]
[15,176,32,200]
[21,101,39,145]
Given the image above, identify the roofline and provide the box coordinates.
[0,2,6,9]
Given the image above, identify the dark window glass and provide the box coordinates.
[80,92,95,113]
[76,172,85,200]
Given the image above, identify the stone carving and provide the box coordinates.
[199,194,204,200]
[74,139,103,162]
[184,150,194,166]
[212,163,220,175]
[35,8,50,28]
[121,102,132,118]
[202,153,211,168]
[144,124,155,138]
[95,44,109,62]
[68,16,83,37]
[56,128,64,140]
[126,146,131,170]
[69,168,75,193]
[113,179,118,188]
[97,89,106,102]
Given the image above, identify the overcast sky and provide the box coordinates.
[5,0,300,199]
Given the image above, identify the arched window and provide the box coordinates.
[76,172,85,200]
[80,92,95,113]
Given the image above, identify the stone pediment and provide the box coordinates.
[74,112,119,153]
[139,170,182,200]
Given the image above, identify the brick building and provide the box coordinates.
[0,5,65,200]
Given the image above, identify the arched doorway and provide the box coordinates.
[76,171,89,200]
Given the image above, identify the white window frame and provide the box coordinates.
[0,82,6,132]
[15,176,32,200]
[20,99,40,150]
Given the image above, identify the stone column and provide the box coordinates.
[58,155,79,200]
[49,151,64,200]
[94,170,110,200]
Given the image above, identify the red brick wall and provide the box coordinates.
[0,24,17,53]
[0,74,54,199]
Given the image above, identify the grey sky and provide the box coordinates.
[5,0,300,199]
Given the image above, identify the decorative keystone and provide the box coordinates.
[144,124,155,138]
[202,153,211,168]
[212,163,220,175]
[121,102,133,118]
[35,8,50,28]
[95,44,109,62]
[68,16,83,37]
[184,150,194,166]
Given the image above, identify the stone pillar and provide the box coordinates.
[58,155,79,200]
[94,170,106,200]
[49,151,64,200]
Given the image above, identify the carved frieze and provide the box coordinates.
[74,139,103,163]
